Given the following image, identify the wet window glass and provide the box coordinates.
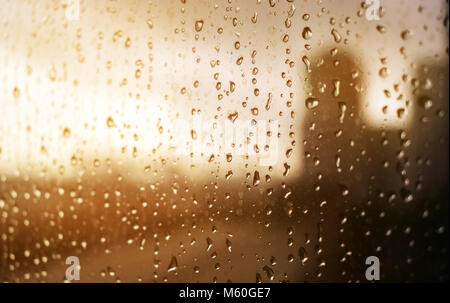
[0,0,448,282]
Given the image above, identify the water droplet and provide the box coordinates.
[13,87,20,98]
[146,19,153,29]
[253,171,261,186]
[299,247,308,265]
[338,102,347,123]
[168,256,178,272]
[106,117,115,128]
[262,265,275,281]
[206,237,213,252]
[63,128,71,138]
[225,170,233,180]
[401,29,412,40]
[265,93,273,111]
[302,27,313,40]
[420,97,433,110]
[376,25,386,33]
[225,239,232,253]
[333,79,341,97]
[195,20,204,32]
[340,184,349,196]
[125,37,131,48]
[305,97,319,109]
[379,67,390,78]
[251,12,258,24]
[331,28,342,43]
[302,56,311,73]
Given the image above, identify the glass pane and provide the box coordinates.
[0,0,448,282]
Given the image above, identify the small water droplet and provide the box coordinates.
[302,27,313,40]
[253,171,261,186]
[262,265,275,281]
[305,97,319,109]
[331,28,342,43]
[195,20,204,32]
[168,256,178,272]
[225,239,232,253]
